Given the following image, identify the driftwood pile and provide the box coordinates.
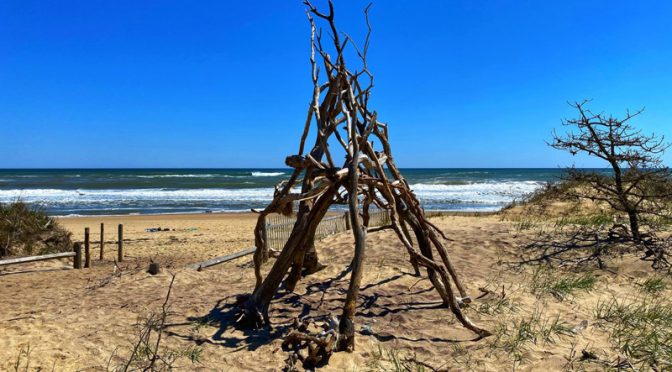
[236,0,490,363]
[282,316,339,370]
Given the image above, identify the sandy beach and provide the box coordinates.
[4,0,671,370]
[1,211,658,371]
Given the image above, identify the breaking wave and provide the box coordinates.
[251,172,285,177]
[0,180,544,215]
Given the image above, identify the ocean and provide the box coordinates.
[0,168,567,216]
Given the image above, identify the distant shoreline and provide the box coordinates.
[1,168,556,215]
[54,209,499,220]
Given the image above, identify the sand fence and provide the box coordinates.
[263,209,391,250]
[192,209,392,270]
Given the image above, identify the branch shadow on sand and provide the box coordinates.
[164,266,355,352]
[509,227,628,269]
[511,225,672,270]
[168,269,472,351]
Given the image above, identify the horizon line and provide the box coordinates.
[0,166,606,170]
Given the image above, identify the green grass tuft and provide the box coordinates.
[476,297,519,316]
[639,276,667,294]
[530,265,596,300]
[554,213,614,227]
[595,297,672,370]
[491,309,574,362]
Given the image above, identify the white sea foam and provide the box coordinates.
[251,172,285,177]
[0,188,276,204]
[0,181,543,206]
[409,181,543,205]
[134,174,220,178]
[0,180,545,215]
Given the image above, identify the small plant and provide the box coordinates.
[449,344,478,371]
[551,275,596,296]
[190,315,213,333]
[491,309,574,362]
[554,214,614,228]
[179,346,203,364]
[646,215,672,230]
[476,296,519,316]
[594,297,672,369]
[12,344,32,372]
[366,344,439,372]
[515,219,537,233]
[562,340,603,371]
[113,275,203,371]
[538,314,574,344]
[639,276,667,294]
[366,344,385,369]
[530,265,596,300]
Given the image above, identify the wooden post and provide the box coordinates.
[73,242,82,269]
[148,262,160,275]
[99,223,104,260]
[261,215,269,255]
[344,211,351,230]
[117,224,124,262]
[84,227,91,268]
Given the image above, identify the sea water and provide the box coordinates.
[0,168,568,216]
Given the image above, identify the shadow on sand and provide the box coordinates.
[167,268,475,352]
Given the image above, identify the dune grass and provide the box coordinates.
[595,296,672,370]
[639,276,667,294]
[491,308,575,362]
[530,265,596,300]
[0,201,71,257]
[553,213,614,228]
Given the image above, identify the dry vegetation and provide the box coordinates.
[503,179,672,270]
[495,180,672,370]
[0,201,72,258]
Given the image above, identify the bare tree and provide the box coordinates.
[551,100,671,242]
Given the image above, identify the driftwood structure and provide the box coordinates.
[238,1,490,354]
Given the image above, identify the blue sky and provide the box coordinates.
[1,0,671,168]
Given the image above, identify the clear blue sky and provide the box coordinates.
[1,1,671,168]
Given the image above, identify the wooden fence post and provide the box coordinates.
[73,242,82,269]
[345,211,351,230]
[100,223,104,260]
[261,215,269,261]
[118,224,124,262]
[84,227,91,268]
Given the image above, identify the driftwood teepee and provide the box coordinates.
[238,1,490,353]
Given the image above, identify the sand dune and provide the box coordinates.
[0,213,662,370]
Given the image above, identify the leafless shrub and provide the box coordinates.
[550,100,672,242]
[113,275,203,371]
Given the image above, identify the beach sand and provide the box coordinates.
[0,212,660,370]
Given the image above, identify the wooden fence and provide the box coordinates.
[0,223,125,271]
[264,209,391,250]
[0,245,82,270]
